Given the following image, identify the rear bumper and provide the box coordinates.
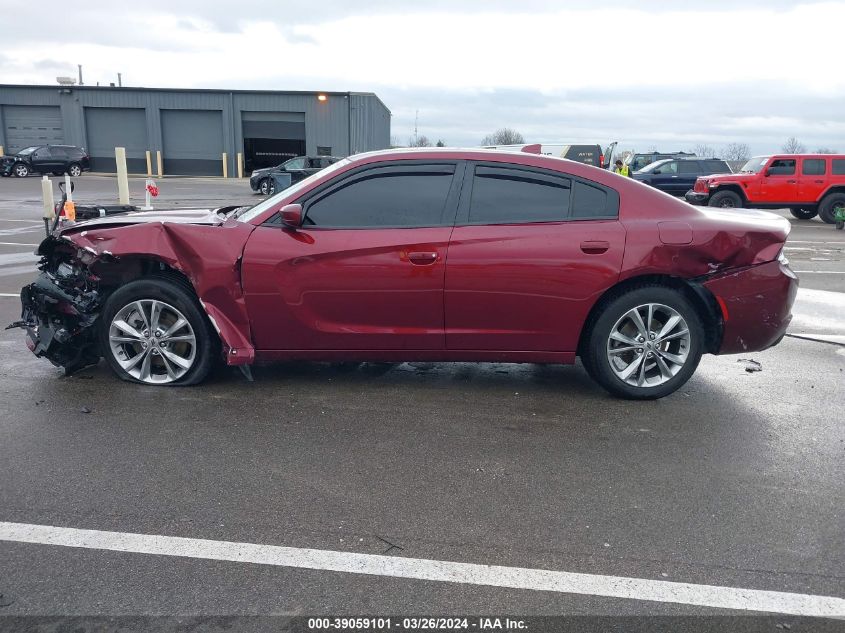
[703,259,798,354]
[685,190,709,205]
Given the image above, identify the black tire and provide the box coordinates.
[707,190,743,208]
[98,277,218,386]
[259,178,275,196]
[581,286,704,400]
[789,207,817,220]
[12,163,29,178]
[68,163,82,177]
[819,193,845,224]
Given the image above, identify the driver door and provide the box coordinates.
[242,161,464,351]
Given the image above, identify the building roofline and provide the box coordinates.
[0,83,391,113]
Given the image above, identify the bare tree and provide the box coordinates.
[692,144,718,158]
[814,147,838,154]
[782,137,805,154]
[408,135,432,147]
[722,143,750,162]
[435,139,446,147]
[480,128,525,146]
[389,135,402,149]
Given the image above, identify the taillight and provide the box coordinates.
[599,154,605,168]
[694,179,708,193]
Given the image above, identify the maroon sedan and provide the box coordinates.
[11,149,797,399]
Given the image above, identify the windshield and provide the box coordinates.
[740,156,770,173]
[236,158,352,223]
[17,146,39,155]
[636,159,672,174]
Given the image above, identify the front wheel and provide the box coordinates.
[789,208,817,220]
[13,164,29,178]
[707,190,743,208]
[99,278,218,385]
[259,178,275,196]
[581,286,704,399]
[68,163,82,177]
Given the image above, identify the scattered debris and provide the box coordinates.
[80,406,92,414]
[0,593,14,608]
[738,358,762,373]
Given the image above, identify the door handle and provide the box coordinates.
[814,180,824,184]
[580,240,610,254]
[787,179,797,184]
[408,251,438,265]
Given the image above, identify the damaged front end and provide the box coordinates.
[6,237,106,374]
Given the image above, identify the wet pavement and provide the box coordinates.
[0,175,842,619]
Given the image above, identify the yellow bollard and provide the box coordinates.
[156,150,163,178]
[145,150,152,177]
[222,152,228,179]
[0,146,4,157]
[41,176,54,234]
[115,147,130,205]
[237,153,244,179]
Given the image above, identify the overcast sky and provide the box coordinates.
[2,0,844,155]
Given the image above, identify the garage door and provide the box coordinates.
[241,111,305,171]
[161,109,224,176]
[84,107,148,173]
[3,105,64,153]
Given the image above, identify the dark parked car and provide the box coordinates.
[249,155,341,195]
[1,144,90,178]
[624,151,696,172]
[10,148,796,400]
[633,158,731,195]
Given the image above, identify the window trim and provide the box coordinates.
[455,161,619,226]
[266,160,465,230]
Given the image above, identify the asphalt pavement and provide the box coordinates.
[0,174,842,626]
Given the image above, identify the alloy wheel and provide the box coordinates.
[606,303,691,388]
[13,164,28,177]
[108,299,196,384]
[69,164,82,177]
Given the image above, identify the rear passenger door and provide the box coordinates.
[675,160,702,194]
[797,158,827,203]
[444,163,625,353]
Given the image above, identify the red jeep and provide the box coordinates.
[685,154,845,223]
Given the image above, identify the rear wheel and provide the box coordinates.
[13,163,29,177]
[789,207,817,220]
[581,286,704,399]
[707,190,743,208]
[819,193,845,224]
[99,278,218,385]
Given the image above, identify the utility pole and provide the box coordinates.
[414,110,419,145]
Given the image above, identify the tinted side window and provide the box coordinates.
[305,167,454,228]
[678,161,700,174]
[469,166,571,224]
[768,159,796,175]
[833,159,845,175]
[654,161,678,174]
[802,159,826,175]
[50,147,68,158]
[704,160,729,173]
[571,181,614,219]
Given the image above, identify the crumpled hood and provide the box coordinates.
[62,208,225,232]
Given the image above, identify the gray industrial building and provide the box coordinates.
[0,84,391,176]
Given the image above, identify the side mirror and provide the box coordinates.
[280,203,303,228]
[764,169,771,177]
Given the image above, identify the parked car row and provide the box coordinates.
[632,158,731,195]
[1,144,90,177]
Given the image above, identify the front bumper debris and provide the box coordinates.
[684,190,709,205]
[6,264,103,375]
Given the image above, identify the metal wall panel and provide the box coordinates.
[2,105,64,152]
[84,107,148,173]
[161,109,224,175]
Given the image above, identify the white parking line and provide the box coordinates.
[0,521,842,617]
[794,270,845,274]
[0,293,20,297]
[0,242,39,246]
